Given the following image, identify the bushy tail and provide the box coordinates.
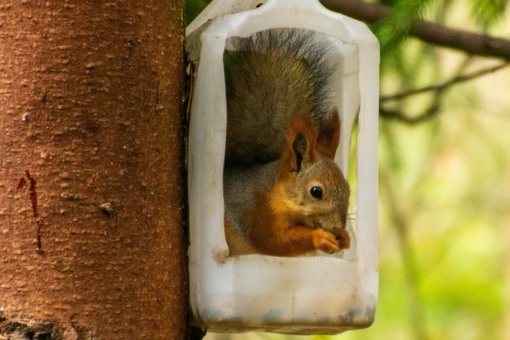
[223,28,338,165]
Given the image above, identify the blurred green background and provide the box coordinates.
[186,1,510,339]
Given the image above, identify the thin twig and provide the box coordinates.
[380,58,508,124]
[380,104,440,125]
[379,164,429,340]
[381,62,510,103]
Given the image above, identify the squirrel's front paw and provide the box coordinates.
[336,228,350,249]
[312,229,340,254]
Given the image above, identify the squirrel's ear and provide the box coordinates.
[287,118,317,173]
[291,132,307,172]
[317,108,340,159]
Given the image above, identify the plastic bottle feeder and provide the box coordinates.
[186,0,379,334]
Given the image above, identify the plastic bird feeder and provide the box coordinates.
[186,0,379,334]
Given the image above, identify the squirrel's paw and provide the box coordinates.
[312,229,341,254]
[336,228,350,250]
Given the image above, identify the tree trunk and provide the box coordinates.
[0,1,188,339]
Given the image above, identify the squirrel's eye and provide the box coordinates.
[310,186,323,200]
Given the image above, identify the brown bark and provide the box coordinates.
[0,1,188,339]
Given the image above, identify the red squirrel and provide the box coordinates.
[222,29,350,256]
[224,111,350,256]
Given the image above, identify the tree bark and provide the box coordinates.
[0,1,188,339]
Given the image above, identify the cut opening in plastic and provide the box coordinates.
[221,27,360,261]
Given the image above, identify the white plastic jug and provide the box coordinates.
[186,0,379,334]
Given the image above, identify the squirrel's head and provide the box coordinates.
[274,109,350,246]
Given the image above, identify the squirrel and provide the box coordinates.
[222,28,351,256]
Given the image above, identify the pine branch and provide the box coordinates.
[320,0,510,60]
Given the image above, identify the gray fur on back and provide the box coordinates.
[223,28,337,165]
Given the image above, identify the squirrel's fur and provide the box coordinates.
[224,29,336,165]
[223,29,350,256]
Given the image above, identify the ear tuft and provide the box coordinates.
[317,108,340,159]
[281,117,317,175]
[291,132,307,172]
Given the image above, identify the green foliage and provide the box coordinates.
[185,0,210,25]
[470,0,507,28]
[372,0,435,52]
[373,0,508,65]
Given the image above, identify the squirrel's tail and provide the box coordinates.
[224,29,339,165]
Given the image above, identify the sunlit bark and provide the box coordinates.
[0,1,188,338]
